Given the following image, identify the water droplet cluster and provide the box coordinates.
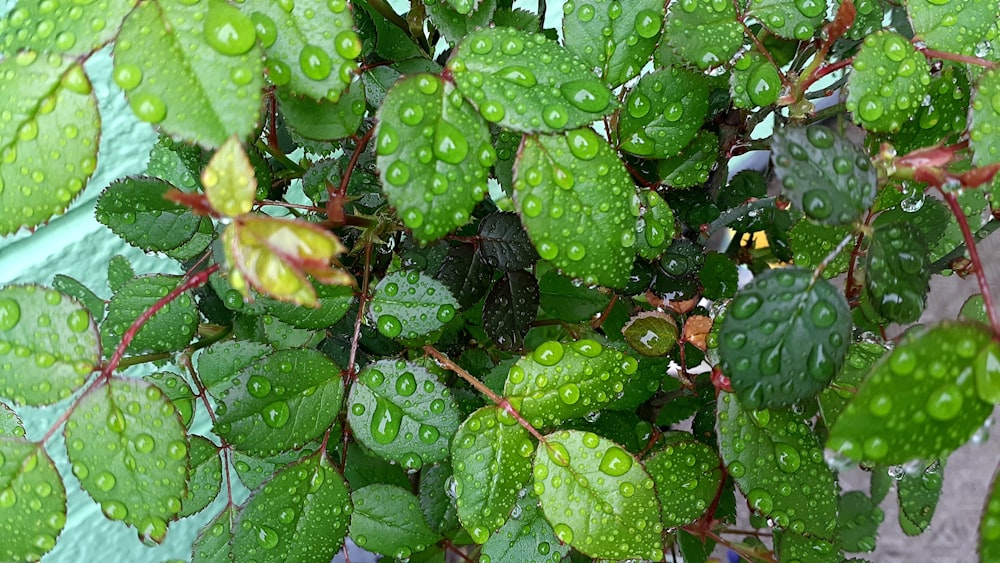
[846,31,931,133]
[349,483,440,557]
[864,220,931,323]
[619,66,709,158]
[747,0,826,40]
[101,275,198,356]
[0,0,129,55]
[908,0,1000,57]
[970,68,1000,167]
[645,433,721,527]
[664,0,744,70]
[0,439,67,561]
[562,0,664,86]
[368,270,459,340]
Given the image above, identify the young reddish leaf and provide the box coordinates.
[0,438,67,562]
[203,135,256,218]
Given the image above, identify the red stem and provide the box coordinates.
[337,127,376,199]
[941,190,1000,336]
[918,47,997,69]
[346,243,373,380]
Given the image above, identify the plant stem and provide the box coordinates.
[918,47,997,68]
[255,139,304,174]
[346,242,373,380]
[702,197,778,239]
[337,126,376,198]
[931,219,1000,273]
[940,191,1000,335]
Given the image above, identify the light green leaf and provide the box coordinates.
[774,530,841,562]
[213,349,344,457]
[645,432,722,528]
[192,506,236,563]
[481,494,570,563]
[232,446,319,492]
[634,190,676,260]
[827,322,995,464]
[504,339,639,427]
[178,436,222,519]
[101,275,198,356]
[716,392,839,539]
[144,371,196,428]
[0,438,67,561]
[64,378,189,544]
[52,274,106,321]
[368,270,459,339]
[981,465,1000,561]
[0,403,24,438]
[277,80,366,141]
[664,0,744,71]
[233,453,351,562]
[772,124,876,225]
[718,268,851,409]
[452,406,533,543]
[107,255,136,293]
[908,0,1000,56]
[375,74,494,242]
[0,0,134,56]
[114,0,263,147]
[898,461,944,536]
[347,359,460,470]
[448,27,618,133]
[748,0,827,40]
[0,52,99,235]
[533,430,663,560]
[846,31,931,133]
[96,177,201,252]
[515,129,639,287]
[196,339,272,396]
[562,0,664,86]
[618,67,709,158]
[349,484,441,558]
[790,220,852,278]
[971,68,1000,166]
[818,342,886,427]
[247,0,361,101]
[0,285,99,406]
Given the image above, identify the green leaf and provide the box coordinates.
[664,0,744,71]
[0,438,67,561]
[233,453,351,561]
[249,0,362,101]
[908,0,1000,56]
[645,432,722,528]
[347,359,460,470]
[452,406,533,542]
[818,341,886,427]
[418,463,462,537]
[898,461,944,536]
[971,68,1000,166]
[975,338,1000,404]
[192,506,236,562]
[772,124,876,225]
[96,177,202,252]
[232,446,318,492]
[622,311,678,357]
[504,339,639,427]
[538,269,611,323]
[349,484,441,558]
[0,403,24,438]
[748,0,827,40]
[844,0,883,39]
[515,129,639,288]
[827,322,995,464]
[532,430,663,560]
[178,436,222,519]
[874,197,950,259]
[981,465,1000,560]
[107,255,136,293]
[716,392,839,539]
[276,81,366,141]
[562,0,664,86]
[255,283,354,330]
[0,52,99,235]
[375,74,494,242]
[0,0,133,55]
[838,491,882,553]
[144,371,196,428]
[342,442,410,490]
[846,31,931,133]
[481,493,571,563]
[657,130,719,187]
[730,51,782,109]
[0,285,99,405]
[718,268,851,409]
[890,65,969,154]
[101,275,198,356]
[448,27,618,133]
[773,530,841,563]
[368,270,459,339]
[864,221,931,323]
[618,67,709,158]
[213,349,344,457]
[196,339,272,395]
[634,190,676,260]
[700,251,738,300]
[64,378,189,544]
[477,212,539,271]
[114,0,263,147]
[425,0,497,45]
[790,220,852,278]
[52,274,106,320]
[483,270,539,351]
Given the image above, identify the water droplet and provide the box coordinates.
[95,471,117,492]
[869,393,893,416]
[256,524,279,548]
[262,400,290,428]
[498,65,537,88]
[299,44,332,80]
[560,79,611,112]
[599,446,634,476]
[0,298,21,330]
[107,408,126,433]
[747,63,780,107]
[729,294,761,319]
[857,94,885,122]
[553,523,574,544]
[371,398,403,444]
[533,341,564,366]
[747,489,774,514]
[395,372,416,396]
[774,443,801,473]
[130,92,167,124]
[418,424,439,444]
[434,121,469,164]
[926,383,962,421]
[135,433,155,453]
[203,2,257,56]
[247,375,272,398]
[334,30,362,59]
[634,9,661,38]
[101,500,128,521]
[558,383,580,405]
[793,0,824,17]
[546,442,571,466]
[566,129,600,160]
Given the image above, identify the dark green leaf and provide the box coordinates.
[196,339,272,396]
[418,463,461,537]
[634,190,676,260]
[844,0,883,39]
[533,430,663,560]
[102,275,198,356]
[748,0,827,40]
[657,130,719,187]
[790,220,853,278]
[478,212,539,271]
[349,484,441,558]
[846,31,931,133]
[908,0,1000,56]
[213,349,344,457]
[64,378,189,544]
[425,0,497,45]
[864,221,931,323]
[257,283,354,329]
[645,432,722,527]
[971,68,1000,166]
[178,436,222,519]
[731,51,782,108]
[435,243,494,309]
[898,461,944,536]
[870,467,893,505]
[827,322,995,464]
[0,285,99,405]
[448,27,618,132]
[772,124,876,225]
[664,0,744,71]
[276,81,366,141]
[890,65,969,154]
[232,446,318,492]
[483,270,539,351]
[818,341,886,427]
[96,177,201,252]
[981,465,1000,560]
[874,197,950,258]
[718,268,851,409]
[538,270,611,323]
[51,274,106,320]
[838,491,882,553]
[0,438,67,561]
[368,270,459,339]
[481,494,570,563]
[773,530,841,563]
[144,371,196,428]
[562,0,664,86]
[618,67,709,158]
[700,251,738,300]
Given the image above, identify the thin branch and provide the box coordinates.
[702,197,778,239]
[940,191,1000,335]
[346,242,374,380]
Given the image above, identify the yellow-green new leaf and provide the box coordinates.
[204,136,257,217]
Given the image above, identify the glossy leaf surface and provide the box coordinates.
[178,436,222,518]
[748,0,827,40]
[864,221,931,323]
[477,212,538,271]
[898,461,944,536]
[481,494,570,563]
[349,484,441,558]
[483,270,539,351]
[0,438,67,562]
[368,270,459,339]
[634,190,676,260]
[96,177,201,252]
[971,69,1000,166]
[846,31,930,133]
[202,135,256,218]
[618,67,709,158]
[562,0,664,86]
[645,433,721,527]
[664,0,744,70]
[790,220,852,278]
[0,0,133,55]
[907,0,1000,56]
[102,275,197,356]
[838,491,883,553]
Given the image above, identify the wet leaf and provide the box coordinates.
[839,491,882,553]
[342,442,410,490]
[772,124,876,225]
[700,251,738,300]
[971,68,1000,166]
[192,506,236,563]
[515,129,639,288]
[349,484,441,558]
[898,461,944,536]
[622,311,678,357]
[481,494,570,563]
[375,74,493,242]
[51,275,105,320]
[533,430,663,560]
[0,285,99,406]
[864,221,931,323]
[107,255,136,293]
[748,0,827,40]
[277,81,366,141]
[232,447,319,492]
[907,0,1000,56]
[562,0,664,86]
[425,0,497,45]
[731,51,782,108]
[718,268,851,409]
[657,130,719,187]
[196,339,273,396]
[0,0,133,55]
[418,463,461,537]
[202,136,256,218]
[477,212,539,271]
[144,371,196,428]
[634,190,676,260]
[435,243,494,309]
[452,406,533,542]
[664,0,744,71]
[483,270,539,351]
[827,322,995,464]
[890,65,970,154]
[846,31,931,133]
[538,270,611,323]
[716,392,839,539]
[368,270,459,340]
[64,378,189,544]
[645,432,722,528]
[101,275,198,356]
[618,67,709,158]
[790,220,853,278]
[96,177,202,252]
[0,52,99,235]
[0,403,24,438]
[818,341,886,427]
[773,530,841,562]
[178,436,222,519]
[254,284,354,330]
[347,359,460,470]
[0,438,67,562]
[114,0,263,147]
[980,464,1000,561]
[504,339,639,427]
[213,349,344,457]
[448,27,618,133]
